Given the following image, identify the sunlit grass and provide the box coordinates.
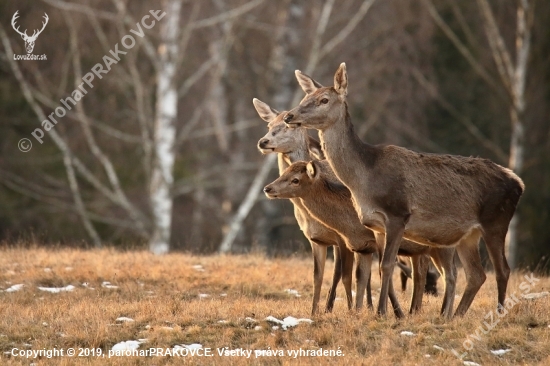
[0,246,549,365]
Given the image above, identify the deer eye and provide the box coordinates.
[320,98,329,104]
[291,178,299,184]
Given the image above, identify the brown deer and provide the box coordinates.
[254,99,372,314]
[264,160,457,317]
[397,257,440,296]
[283,63,524,317]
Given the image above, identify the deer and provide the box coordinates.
[283,62,525,317]
[397,257,440,296]
[11,11,49,54]
[254,98,372,315]
[264,160,457,318]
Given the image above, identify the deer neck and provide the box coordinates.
[319,107,375,190]
[278,132,311,174]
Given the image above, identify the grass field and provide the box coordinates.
[0,246,549,365]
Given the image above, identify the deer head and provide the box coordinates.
[11,11,49,54]
[284,63,348,130]
[263,161,318,199]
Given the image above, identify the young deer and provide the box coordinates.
[264,160,457,317]
[254,99,371,314]
[283,63,524,317]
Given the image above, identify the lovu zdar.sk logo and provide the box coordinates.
[11,10,48,60]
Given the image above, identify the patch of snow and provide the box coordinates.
[400,331,415,336]
[37,285,75,293]
[285,289,301,298]
[491,349,511,356]
[111,339,145,351]
[116,317,135,323]
[218,320,228,324]
[245,317,256,323]
[161,326,174,331]
[4,284,24,292]
[102,281,118,289]
[174,343,202,350]
[198,293,210,299]
[425,354,431,358]
[82,282,95,290]
[42,322,48,326]
[522,292,549,300]
[433,345,444,351]
[265,316,313,330]
[145,325,151,330]
[463,362,481,366]
[272,326,279,330]
[192,265,205,272]
[220,293,227,297]
[254,326,263,331]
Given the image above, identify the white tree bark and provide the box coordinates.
[149,0,182,254]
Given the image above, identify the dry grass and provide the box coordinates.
[0,246,549,365]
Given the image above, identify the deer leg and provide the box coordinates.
[325,245,343,313]
[429,248,456,319]
[398,258,410,292]
[454,231,486,317]
[354,252,373,311]
[310,242,327,316]
[366,266,373,309]
[409,254,428,315]
[340,245,355,311]
[482,226,510,310]
[388,275,405,318]
[377,218,405,317]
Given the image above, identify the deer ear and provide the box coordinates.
[307,137,325,160]
[295,70,323,94]
[306,161,318,179]
[334,62,348,99]
[253,98,279,122]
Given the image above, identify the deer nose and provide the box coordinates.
[258,139,269,148]
[263,186,272,193]
[283,113,294,123]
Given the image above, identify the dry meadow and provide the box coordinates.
[0,246,549,365]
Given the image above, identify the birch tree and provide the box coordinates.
[422,0,533,268]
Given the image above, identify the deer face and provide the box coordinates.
[11,11,49,54]
[284,63,348,131]
[253,98,307,154]
[263,161,316,199]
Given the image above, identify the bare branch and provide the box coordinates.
[318,0,376,61]
[65,13,150,236]
[0,24,101,247]
[421,0,505,99]
[303,0,335,75]
[191,0,265,29]
[218,154,276,253]
[476,0,514,90]
[412,68,508,163]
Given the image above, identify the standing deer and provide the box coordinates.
[254,99,371,314]
[264,160,457,318]
[283,63,524,317]
[11,11,49,54]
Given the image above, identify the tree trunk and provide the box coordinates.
[149,0,182,254]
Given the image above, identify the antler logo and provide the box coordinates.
[11,11,49,54]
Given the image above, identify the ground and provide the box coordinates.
[0,246,549,365]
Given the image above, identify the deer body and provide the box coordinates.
[284,63,524,317]
[254,99,370,314]
[265,160,457,317]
